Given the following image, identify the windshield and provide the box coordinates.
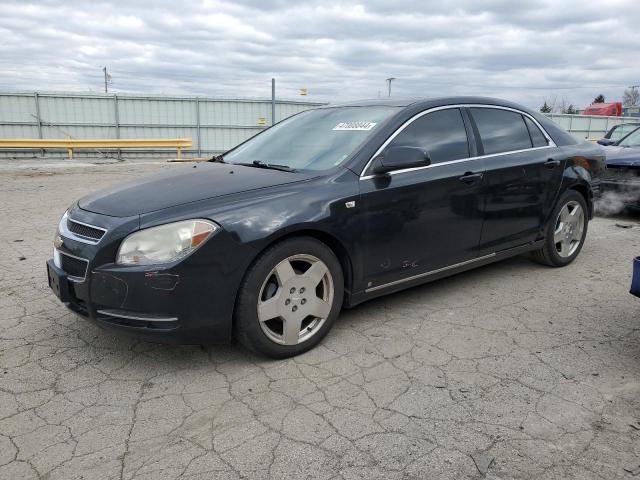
[223,106,401,171]
[619,128,640,147]
[610,125,640,141]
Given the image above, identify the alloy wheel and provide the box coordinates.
[257,254,334,345]
[553,200,585,258]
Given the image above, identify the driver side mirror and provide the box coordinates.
[371,145,431,175]
[597,138,615,146]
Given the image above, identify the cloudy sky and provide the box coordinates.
[1,0,639,109]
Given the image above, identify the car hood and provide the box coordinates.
[605,146,640,168]
[79,162,313,217]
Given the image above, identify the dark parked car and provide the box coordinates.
[597,123,640,146]
[600,127,640,209]
[631,257,640,298]
[47,97,605,357]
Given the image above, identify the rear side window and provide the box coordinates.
[471,108,532,155]
[388,108,469,164]
[524,116,549,148]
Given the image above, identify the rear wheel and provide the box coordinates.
[531,190,588,267]
[234,237,344,358]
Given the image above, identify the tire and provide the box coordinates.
[531,190,589,267]
[234,237,344,358]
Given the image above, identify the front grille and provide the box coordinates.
[67,219,105,241]
[603,166,640,180]
[59,252,89,280]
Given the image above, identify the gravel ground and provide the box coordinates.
[1,159,640,480]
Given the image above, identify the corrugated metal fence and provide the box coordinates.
[0,91,324,158]
[1,92,639,159]
[545,113,640,140]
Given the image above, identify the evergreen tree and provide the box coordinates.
[540,101,552,113]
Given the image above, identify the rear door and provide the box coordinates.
[357,107,486,291]
[468,107,563,253]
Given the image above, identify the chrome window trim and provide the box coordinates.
[360,145,555,180]
[365,252,496,293]
[359,104,557,180]
[59,212,107,245]
[55,248,89,283]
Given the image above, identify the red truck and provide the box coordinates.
[583,102,623,116]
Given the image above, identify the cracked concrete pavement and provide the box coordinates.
[1,160,639,479]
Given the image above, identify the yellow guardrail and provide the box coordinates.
[0,138,193,159]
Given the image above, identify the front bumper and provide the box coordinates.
[600,179,640,209]
[47,206,252,344]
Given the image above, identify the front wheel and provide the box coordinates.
[531,190,588,267]
[234,237,344,358]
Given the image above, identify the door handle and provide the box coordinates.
[545,158,560,168]
[459,172,483,184]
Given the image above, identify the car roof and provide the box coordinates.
[322,96,578,148]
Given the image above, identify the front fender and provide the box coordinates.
[139,167,362,299]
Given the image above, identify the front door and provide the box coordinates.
[357,108,486,291]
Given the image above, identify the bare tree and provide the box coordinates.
[623,87,640,107]
[558,98,568,114]
[542,94,577,114]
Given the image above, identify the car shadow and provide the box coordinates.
[73,253,545,366]
[336,253,542,325]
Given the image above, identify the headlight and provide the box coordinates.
[55,211,69,246]
[116,219,219,266]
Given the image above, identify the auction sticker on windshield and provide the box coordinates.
[333,122,377,131]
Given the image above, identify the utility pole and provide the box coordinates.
[385,77,396,97]
[103,67,110,93]
[271,78,276,126]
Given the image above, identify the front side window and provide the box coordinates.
[223,106,401,171]
[471,108,533,155]
[386,108,469,164]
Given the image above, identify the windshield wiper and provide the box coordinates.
[236,161,297,172]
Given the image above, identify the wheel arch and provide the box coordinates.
[566,182,592,218]
[270,229,354,299]
[235,228,355,312]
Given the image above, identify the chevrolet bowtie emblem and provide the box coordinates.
[53,235,64,249]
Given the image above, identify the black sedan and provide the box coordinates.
[47,97,605,358]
